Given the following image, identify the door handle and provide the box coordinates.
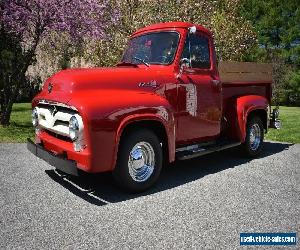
[211,79,221,92]
[211,79,220,87]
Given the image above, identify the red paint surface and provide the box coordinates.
[32,22,271,173]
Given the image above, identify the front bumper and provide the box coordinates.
[27,138,79,176]
[269,118,281,129]
[269,108,281,129]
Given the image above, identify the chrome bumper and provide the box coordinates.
[269,108,281,129]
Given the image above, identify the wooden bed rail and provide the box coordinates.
[218,61,272,83]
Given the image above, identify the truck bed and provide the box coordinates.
[218,61,272,109]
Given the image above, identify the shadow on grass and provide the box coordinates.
[12,106,31,112]
[9,122,32,128]
[45,141,292,206]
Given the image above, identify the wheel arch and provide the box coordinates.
[112,115,176,171]
[247,109,268,131]
[236,95,269,142]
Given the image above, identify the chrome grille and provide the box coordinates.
[36,101,79,139]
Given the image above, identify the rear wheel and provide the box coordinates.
[242,116,264,157]
[113,129,162,193]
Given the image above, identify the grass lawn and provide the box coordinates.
[0,103,34,143]
[265,106,300,144]
[0,103,299,143]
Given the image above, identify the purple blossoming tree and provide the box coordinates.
[0,0,119,125]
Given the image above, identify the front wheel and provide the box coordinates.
[242,116,264,157]
[113,129,162,193]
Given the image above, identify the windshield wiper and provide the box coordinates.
[133,57,149,67]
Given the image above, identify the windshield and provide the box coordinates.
[122,32,179,65]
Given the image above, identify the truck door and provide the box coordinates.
[176,31,222,144]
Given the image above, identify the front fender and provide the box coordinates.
[114,109,176,168]
[236,95,269,142]
[68,90,175,173]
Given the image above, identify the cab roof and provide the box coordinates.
[132,21,212,37]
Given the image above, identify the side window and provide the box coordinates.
[182,33,211,69]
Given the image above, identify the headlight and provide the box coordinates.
[69,116,79,141]
[32,108,38,127]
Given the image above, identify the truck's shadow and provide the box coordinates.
[45,141,291,206]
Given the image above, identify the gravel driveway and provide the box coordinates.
[0,141,299,249]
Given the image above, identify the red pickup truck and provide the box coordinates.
[27,22,280,192]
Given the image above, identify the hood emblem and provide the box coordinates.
[138,80,159,89]
[49,106,58,117]
[48,82,53,93]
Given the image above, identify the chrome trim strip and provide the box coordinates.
[38,100,78,111]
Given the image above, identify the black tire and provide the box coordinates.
[242,116,264,157]
[113,129,163,193]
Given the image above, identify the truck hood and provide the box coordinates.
[36,66,171,104]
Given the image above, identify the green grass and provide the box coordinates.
[0,103,299,143]
[0,103,34,142]
[265,106,300,144]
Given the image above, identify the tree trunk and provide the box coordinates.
[0,76,19,126]
[0,99,14,126]
[0,49,35,126]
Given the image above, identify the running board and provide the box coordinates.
[176,141,241,160]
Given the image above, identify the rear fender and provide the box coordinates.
[236,95,269,142]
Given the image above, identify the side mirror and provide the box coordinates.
[177,58,190,79]
[189,26,197,34]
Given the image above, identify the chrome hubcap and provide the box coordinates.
[128,142,155,182]
[249,123,261,151]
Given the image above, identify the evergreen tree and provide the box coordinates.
[241,0,300,105]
